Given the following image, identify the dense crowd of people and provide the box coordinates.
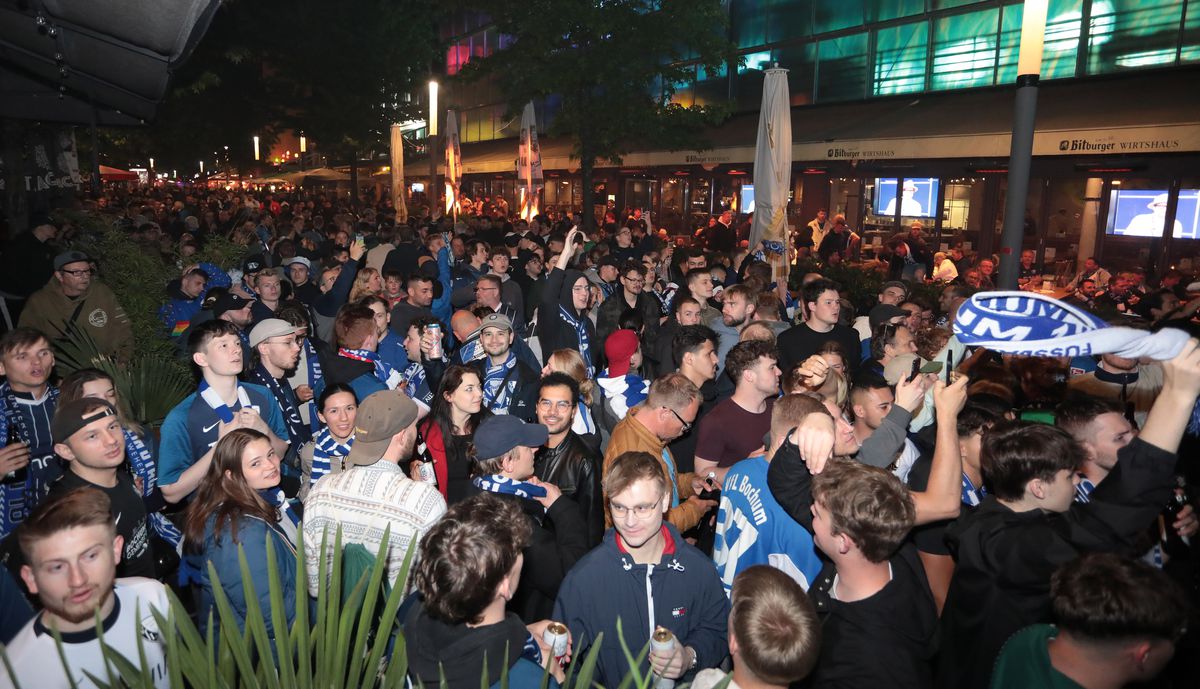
[0,186,1198,689]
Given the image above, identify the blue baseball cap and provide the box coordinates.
[473,415,548,459]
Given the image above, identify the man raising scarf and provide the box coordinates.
[468,313,539,420]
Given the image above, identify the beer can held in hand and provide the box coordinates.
[651,627,677,689]
[543,622,569,661]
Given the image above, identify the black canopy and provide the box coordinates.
[0,0,220,125]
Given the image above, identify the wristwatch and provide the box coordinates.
[687,646,698,670]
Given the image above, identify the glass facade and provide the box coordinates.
[444,1,1198,143]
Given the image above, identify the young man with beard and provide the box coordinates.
[0,328,61,539]
[713,284,758,382]
[695,340,780,485]
[245,319,311,456]
[555,451,729,687]
[469,414,588,621]
[3,488,169,689]
[535,373,604,546]
[467,312,538,421]
[158,320,289,504]
[47,399,155,579]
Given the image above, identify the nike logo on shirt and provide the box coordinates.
[202,421,220,433]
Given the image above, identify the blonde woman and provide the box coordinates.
[348,266,383,303]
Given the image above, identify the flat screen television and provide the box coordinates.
[874,177,938,218]
[1105,189,1200,239]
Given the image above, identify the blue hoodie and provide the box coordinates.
[553,523,729,687]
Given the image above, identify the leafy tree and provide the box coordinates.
[456,0,736,229]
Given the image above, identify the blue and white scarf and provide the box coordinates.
[482,352,518,414]
[338,348,403,389]
[953,291,1199,430]
[303,338,324,432]
[472,474,547,499]
[261,488,300,547]
[311,427,353,486]
[198,379,253,423]
[247,364,310,445]
[400,361,433,410]
[124,429,183,551]
[573,399,596,436]
[597,373,649,419]
[0,381,59,538]
[558,304,593,377]
[457,337,484,364]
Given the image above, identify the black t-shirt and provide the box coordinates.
[49,471,156,579]
[777,322,862,375]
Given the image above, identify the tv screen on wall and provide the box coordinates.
[874,177,939,218]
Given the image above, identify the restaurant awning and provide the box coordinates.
[98,164,137,181]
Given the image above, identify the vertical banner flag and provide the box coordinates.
[749,67,792,285]
[390,123,408,223]
[444,109,462,220]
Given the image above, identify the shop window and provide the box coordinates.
[867,0,925,23]
[997,0,1082,82]
[1088,0,1183,73]
[931,7,999,90]
[817,32,869,101]
[874,20,928,95]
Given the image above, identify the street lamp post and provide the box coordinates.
[428,79,439,216]
[997,0,1048,290]
[299,132,307,171]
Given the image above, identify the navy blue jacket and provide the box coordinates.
[553,523,729,687]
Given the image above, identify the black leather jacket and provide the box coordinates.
[535,432,604,547]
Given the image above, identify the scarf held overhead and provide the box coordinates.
[953,291,1198,430]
